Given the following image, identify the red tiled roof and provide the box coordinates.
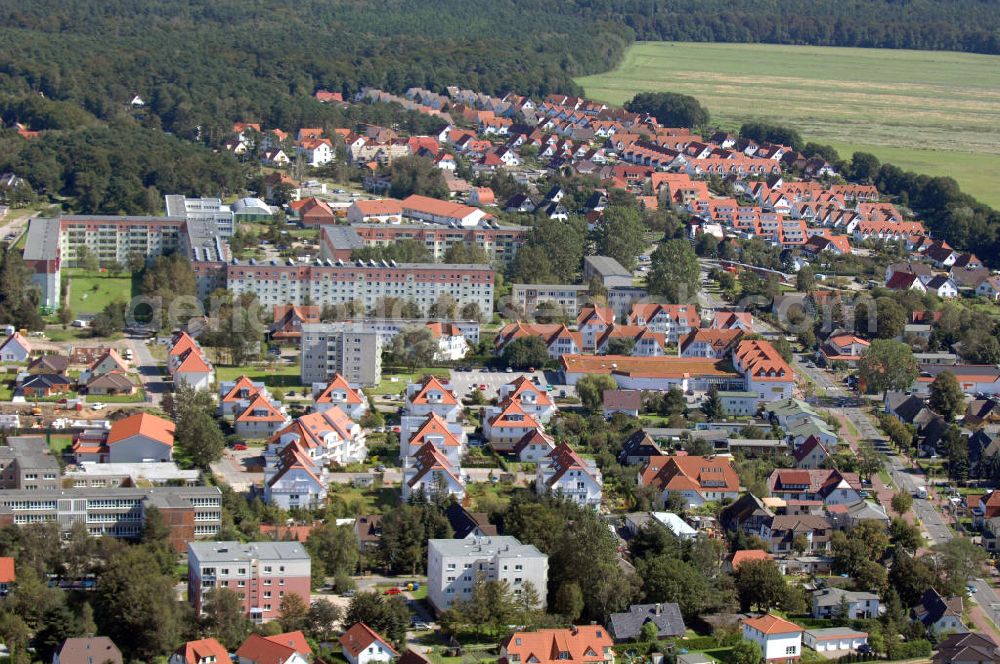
[107,412,175,447]
[744,613,803,635]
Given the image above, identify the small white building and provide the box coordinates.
[742,614,803,664]
[803,628,868,654]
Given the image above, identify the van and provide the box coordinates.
[915,486,928,499]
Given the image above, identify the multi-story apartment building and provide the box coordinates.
[0,436,60,491]
[182,218,232,299]
[300,323,383,386]
[188,541,311,623]
[427,535,548,611]
[22,217,61,309]
[226,262,494,315]
[164,195,236,237]
[321,223,527,263]
[59,216,183,266]
[0,486,222,551]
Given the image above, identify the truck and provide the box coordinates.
[914,486,928,499]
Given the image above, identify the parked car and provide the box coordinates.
[90,403,107,411]
[232,443,248,451]
[383,587,402,595]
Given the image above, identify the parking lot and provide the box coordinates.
[447,368,549,401]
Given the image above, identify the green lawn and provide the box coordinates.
[66,270,135,315]
[577,41,1000,207]
[47,434,73,457]
[214,363,306,391]
[370,369,451,396]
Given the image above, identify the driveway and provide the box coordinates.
[127,338,167,405]
[210,448,263,492]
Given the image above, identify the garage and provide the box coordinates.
[803,627,868,653]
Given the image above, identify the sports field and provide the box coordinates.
[576,42,1000,207]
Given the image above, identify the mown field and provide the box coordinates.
[576,42,1000,207]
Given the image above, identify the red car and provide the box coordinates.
[383,587,402,595]
[232,443,248,451]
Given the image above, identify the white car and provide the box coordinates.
[90,403,107,411]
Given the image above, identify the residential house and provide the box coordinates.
[402,442,465,502]
[603,389,642,418]
[626,304,699,344]
[25,355,69,375]
[494,322,583,359]
[765,514,833,554]
[679,328,743,359]
[608,603,686,642]
[312,374,369,420]
[618,431,664,466]
[405,376,462,421]
[820,334,870,366]
[725,549,773,573]
[793,436,830,469]
[914,588,966,634]
[53,637,123,664]
[443,502,497,539]
[218,376,266,417]
[267,407,367,467]
[810,588,879,619]
[83,371,135,396]
[497,377,557,423]
[711,311,754,332]
[0,332,30,362]
[400,412,467,465]
[234,394,290,439]
[483,400,542,446]
[20,373,72,397]
[577,303,615,351]
[742,614,803,664]
[721,493,776,538]
[511,429,557,463]
[921,274,959,299]
[499,626,614,664]
[768,469,862,506]
[535,442,602,507]
[639,455,740,508]
[355,515,382,555]
[270,305,322,342]
[235,633,311,664]
[931,632,1000,664]
[340,623,398,664]
[170,638,231,664]
[976,276,1000,301]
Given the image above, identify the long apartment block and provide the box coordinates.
[0,486,222,552]
[23,212,496,313]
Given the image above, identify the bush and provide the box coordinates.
[888,639,931,660]
[679,636,718,650]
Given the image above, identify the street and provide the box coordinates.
[127,337,167,405]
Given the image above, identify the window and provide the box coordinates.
[785,646,796,655]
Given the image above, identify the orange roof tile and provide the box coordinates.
[744,613,803,635]
[107,412,175,447]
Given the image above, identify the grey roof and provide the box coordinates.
[3,436,60,471]
[585,255,631,278]
[184,217,231,262]
[428,535,544,559]
[608,603,686,641]
[189,540,309,563]
[805,627,868,638]
[22,217,60,260]
[322,225,365,250]
[811,587,879,607]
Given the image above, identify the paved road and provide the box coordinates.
[791,354,955,545]
[127,338,167,405]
